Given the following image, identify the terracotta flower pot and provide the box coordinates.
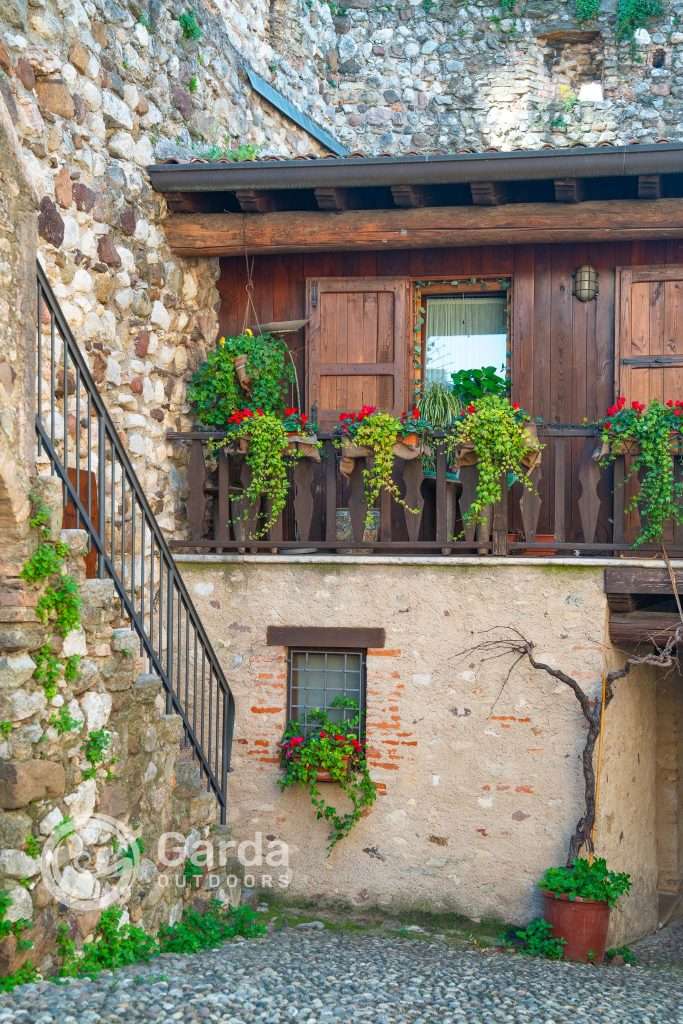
[316,755,351,784]
[542,890,610,964]
[339,443,371,479]
[287,433,321,462]
[402,432,419,448]
[523,532,556,556]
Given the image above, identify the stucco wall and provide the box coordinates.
[179,556,660,932]
[594,660,659,945]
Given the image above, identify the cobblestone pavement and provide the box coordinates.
[1,925,682,1024]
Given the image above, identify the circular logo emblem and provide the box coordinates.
[41,813,141,912]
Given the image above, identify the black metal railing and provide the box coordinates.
[168,426,683,558]
[35,261,234,822]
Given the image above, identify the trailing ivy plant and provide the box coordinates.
[48,706,82,736]
[0,892,36,991]
[81,729,112,780]
[600,397,683,545]
[216,409,300,538]
[188,331,294,428]
[335,407,420,528]
[279,699,377,851]
[454,396,542,528]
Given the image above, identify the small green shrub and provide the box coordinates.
[501,918,566,960]
[24,834,41,858]
[539,858,632,908]
[616,0,663,41]
[81,729,111,779]
[33,644,62,699]
[64,655,81,683]
[606,944,638,965]
[57,908,158,978]
[158,901,266,953]
[36,575,81,637]
[0,720,12,738]
[0,961,40,992]
[178,9,202,40]
[20,542,67,584]
[49,706,82,736]
[188,75,198,93]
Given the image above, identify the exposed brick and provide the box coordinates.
[250,706,283,714]
[367,648,401,657]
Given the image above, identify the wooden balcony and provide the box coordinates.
[167,426,683,558]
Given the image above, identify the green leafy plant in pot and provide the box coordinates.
[538,857,631,963]
[188,330,295,428]
[451,366,507,406]
[214,408,300,538]
[278,699,377,851]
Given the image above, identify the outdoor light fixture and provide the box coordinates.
[573,265,599,302]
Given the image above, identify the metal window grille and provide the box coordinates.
[287,649,366,738]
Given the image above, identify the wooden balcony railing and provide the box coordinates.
[167,426,683,558]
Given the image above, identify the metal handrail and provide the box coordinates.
[35,261,234,822]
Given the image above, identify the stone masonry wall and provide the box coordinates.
[0,480,226,978]
[0,0,337,540]
[327,0,683,152]
[178,557,661,941]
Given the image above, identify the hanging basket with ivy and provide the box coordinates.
[599,397,683,545]
[454,396,543,527]
[188,330,295,428]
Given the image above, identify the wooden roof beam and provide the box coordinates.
[391,184,427,208]
[314,187,350,211]
[162,199,683,256]
[235,189,276,213]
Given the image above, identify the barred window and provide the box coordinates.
[287,648,366,738]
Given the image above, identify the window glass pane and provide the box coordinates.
[425,295,507,385]
[289,649,364,737]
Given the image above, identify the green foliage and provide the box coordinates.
[188,74,198,93]
[178,9,202,40]
[539,858,632,908]
[339,410,420,529]
[600,399,683,545]
[183,857,205,883]
[417,382,462,430]
[451,366,507,405]
[64,655,81,683]
[606,944,638,965]
[56,902,264,980]
[0,891,35,976]
[33,644,61,699]
[57,908,157,978]
[500,0,517,11]
[24,834,41,858]
[193,141,261,162]
[576,0,600,20]
[616,0,663,41]
[158,902,266,954]
[188,331,294,428]
[0,720,12,738]
[81,729,111,779]
[36,574,81,637]
[222,412,299,538]
[454,397,542,527]
[28,493,52,536]
[279,699,377,851]
[501,918,566,960]
[48,706,82,736]
[20,541,67,584]
[0,961,39,992]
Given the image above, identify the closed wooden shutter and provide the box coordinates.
[306,278,411,429]
[617,266,683,403]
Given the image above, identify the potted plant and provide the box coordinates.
[599,397,683,545]
[188,330,295,427]
[539,857,631,964]
[396,405,432,455]
[454,396,543,529]
[334,407,421,528]
[417,381,462,431]
[282,407,321,462]
[215,409,300,538]
[278,699,377,851]
[451,366,507,406]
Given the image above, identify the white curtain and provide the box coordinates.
[425,296,507,384]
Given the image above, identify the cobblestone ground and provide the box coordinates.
[1,924,682,1024]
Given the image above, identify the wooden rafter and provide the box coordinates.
[391,184,427,208]
[637,174,662,199]
[470,181,507,206]
[314,187,349,211]
[235,189,274,213]
[554,178,585,203]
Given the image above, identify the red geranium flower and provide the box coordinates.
[288,736,304,746]
[411,405,420,420]
[604,421,612,430]
[334,734,346,742]
[284,406,298,417]
[512,402,520,411]
[319,731,327,739]
[466,403,476,415]
[300,413,308,425]
[351,738,363,752]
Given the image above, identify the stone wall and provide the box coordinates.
[178,556,661,937]
[0,489,227,977]
[0,0,336,539]
[327,0,683,152]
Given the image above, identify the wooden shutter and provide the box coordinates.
[306,277,411,429]
[617,266,683,403]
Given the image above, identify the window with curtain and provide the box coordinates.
[424,294,508,386]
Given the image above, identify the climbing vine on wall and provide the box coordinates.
[497,0,663,42]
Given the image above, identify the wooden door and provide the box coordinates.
[62,468,99,578]
[616,266,683,402]
[306,277,411,429]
